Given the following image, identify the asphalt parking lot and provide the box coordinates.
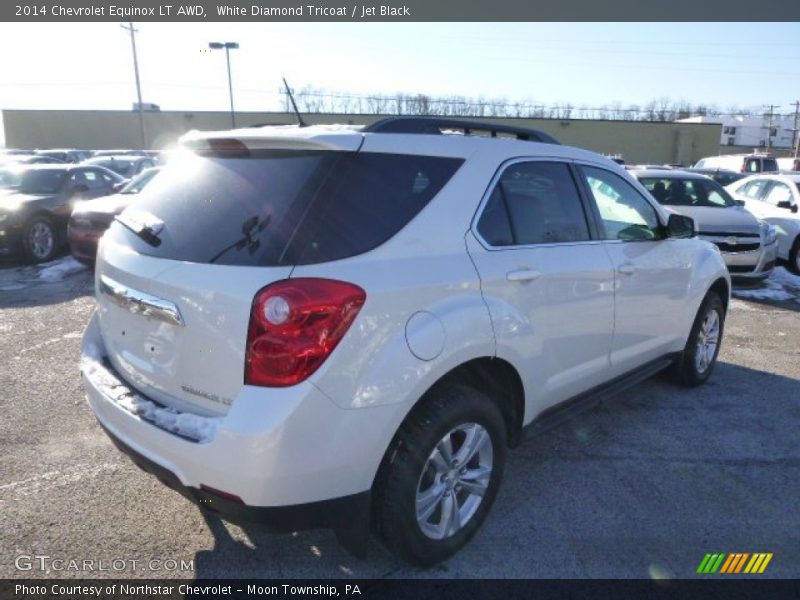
[1,257,798,579]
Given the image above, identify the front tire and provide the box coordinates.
[786,236,800,276]
[373,384,507,566]
[22,216,58,263]
[672,290,725,387]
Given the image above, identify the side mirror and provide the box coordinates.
[735,199,746,207]
[666,213,695,239]
[776,200,796,211]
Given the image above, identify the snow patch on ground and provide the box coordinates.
[36,256,87,282]
[0,255,88,291]
[733,267,800,304]
[81,341,222,444]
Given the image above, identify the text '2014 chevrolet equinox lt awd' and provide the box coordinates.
[81,118,730,566]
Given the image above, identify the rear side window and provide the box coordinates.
[762,158,778,172]
[107,150,463,266]
[476,161,591,246]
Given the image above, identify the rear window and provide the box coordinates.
[107,150,463,266]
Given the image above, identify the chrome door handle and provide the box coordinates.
[617,263,636,276]
[506,269,542,282]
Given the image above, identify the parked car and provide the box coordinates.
[726,173,800,274]
[83,155,157,178]
[632,169,777,280]
[694,153,779,174]
[36,149,92,163]
[777,157,800,172]
[727,173,800,212]
[14,155,66,165]
[81,118,730,566]
[68,167,161,265]
[92,149,151,158]
[685,167,746,187]
[0,164,125,262]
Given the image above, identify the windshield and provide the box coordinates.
[640,177,736,208]
[88,158,137,176]
[0,169,21,188]
[108,149,463,266]
[17,169,68,194]
[120,168,159,194]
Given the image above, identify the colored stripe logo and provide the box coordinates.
[697,553,773,574]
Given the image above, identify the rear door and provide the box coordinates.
[467,159,615,412]
[575,164,694,374]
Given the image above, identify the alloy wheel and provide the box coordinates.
[29,221,54,260]
[695,307,720,374]
[415,422,493,540]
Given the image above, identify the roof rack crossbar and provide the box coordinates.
[363,117,560,145]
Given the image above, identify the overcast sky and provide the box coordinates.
[0,22,798,117]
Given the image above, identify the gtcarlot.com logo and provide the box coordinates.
[15,555,195,572]
[697,552,773,574]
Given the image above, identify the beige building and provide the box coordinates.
[1,109,721,166]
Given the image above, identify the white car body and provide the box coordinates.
[632,169,778,280]
[726,174,800,271]
[81,121,730,561]
[694,154,779,174]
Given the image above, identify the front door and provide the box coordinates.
[466,159,616,416]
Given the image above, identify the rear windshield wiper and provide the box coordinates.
[114,209,164,247]
[209,214,271,264]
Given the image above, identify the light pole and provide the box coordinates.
[209,41,239,128]
[121,22,146,149]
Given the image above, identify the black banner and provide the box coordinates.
[3,579,800,600]
[2,0,800,22]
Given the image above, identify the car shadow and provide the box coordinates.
[0,255,94,308]
[191,509,405,579]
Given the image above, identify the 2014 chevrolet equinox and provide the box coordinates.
[81,118,730,566]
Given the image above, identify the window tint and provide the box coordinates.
[476,161,590,246]
[640,177,734,208]
[765,181,792,205]
[762,158,778,172]
[108,151,463,266]
[742,179,769,199]
[582,167,662,241]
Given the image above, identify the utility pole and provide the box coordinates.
[791,100,800,159]
[208,42,239,128]
[121,22,146,149]
[763,104,777,153]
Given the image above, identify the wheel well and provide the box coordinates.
[709,277,729,313]
[434,357,525,448]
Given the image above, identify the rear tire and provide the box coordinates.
[373,384,507,566]
[672,290,725,387]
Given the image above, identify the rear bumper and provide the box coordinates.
[99,420,369,531]
[81,311,401,515]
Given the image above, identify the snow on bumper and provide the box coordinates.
[81,312,399,507]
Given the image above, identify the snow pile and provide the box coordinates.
[81,342,221,444]
[733,267,800,303]
[36,256,87,282]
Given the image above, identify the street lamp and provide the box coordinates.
[209,41,239,128]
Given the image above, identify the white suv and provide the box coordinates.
[81,118,730,566]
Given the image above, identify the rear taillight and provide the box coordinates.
[245,278,366,387]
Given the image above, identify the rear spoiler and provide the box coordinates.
[179,127,364,155]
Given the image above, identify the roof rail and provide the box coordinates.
[363,117,560,145]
